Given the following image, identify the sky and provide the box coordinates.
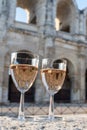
[15,0,87,22]
[76,0,87,10]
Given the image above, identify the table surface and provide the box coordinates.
[0,114,87,130]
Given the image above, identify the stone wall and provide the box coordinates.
[0,0,87,103]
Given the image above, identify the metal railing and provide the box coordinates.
[1,101,87,117]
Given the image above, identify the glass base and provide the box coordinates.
[33,115,63,122]
[26,116,35,121]
[18,115,25,122]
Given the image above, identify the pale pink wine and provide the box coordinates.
[10,64,38,92]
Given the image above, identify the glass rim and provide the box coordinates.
[42,58,67,63]
[11,51,39,59]
[11,57,39,61]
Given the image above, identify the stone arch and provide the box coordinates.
[55,0,79,33]
[4,50,36,103]
[54,58,75,103]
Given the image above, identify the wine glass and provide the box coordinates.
[10,52,39,121]
[40,58,67,121]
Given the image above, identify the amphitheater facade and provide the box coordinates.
[0,0,87,104]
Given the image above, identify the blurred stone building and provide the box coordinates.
[0,0,87,104]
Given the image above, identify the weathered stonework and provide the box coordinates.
[0,0,87,104]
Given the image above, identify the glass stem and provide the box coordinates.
[49,95,54,121]
[18,92,25,121]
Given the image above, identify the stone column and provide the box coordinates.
[71,46,86,103]
[71,75,80,103]
[2,58,10,103]
[78,53,86,102]
[0,0,2,14]
[0,86,2,103]
[42,0,56,101]
[83,10,87,36]
[75,14,79,34]
[0,45,8,103]
[7,0,17,26]
[0,49,5,103]
[36,0,46,32]
[35,0,46,56]
[72,12,79,36]
[0,0,7,39]
[0,63,3,103]
[79,13,85,40]
[35,0,47,103]
[44,0,56,57]
[0,69,3,103]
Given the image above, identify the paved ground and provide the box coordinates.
[0,114,87,130]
